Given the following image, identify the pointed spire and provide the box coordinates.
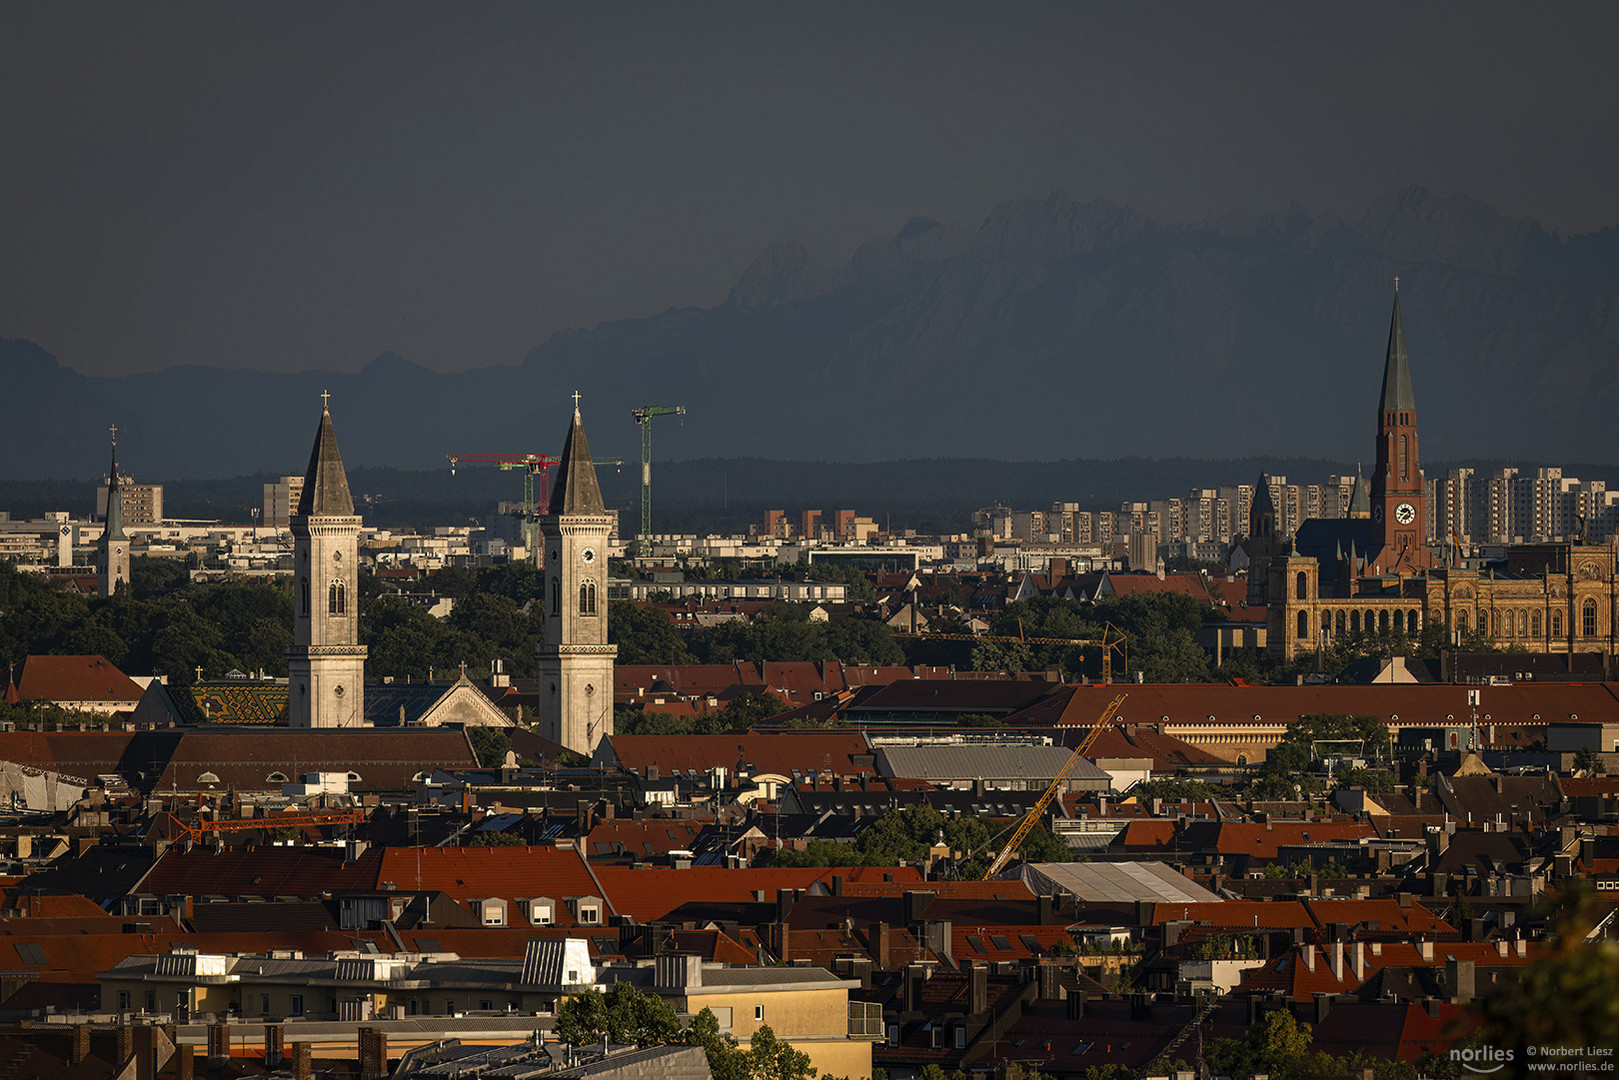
[104,428,127,542]
[1348,468,1370,518]
[1378,292,1417,413]
[296,395,355,517]
[548,394,606,515]
[1252,473,1275,517]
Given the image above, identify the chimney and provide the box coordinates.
[774,923,790,963]
[969,962,988,1016]
[207,1023,229,1067]
[1302,944,1316,973]
[1313,993,1333,1022]
[70,1024,92,1065]
[1495,940,1509,957]
[291,1042,313,1080]
[176,1044,195,1080]
[359,1027,389,1080]
[264,1025,285,1068]
[875,921,892,970]
[776,889,797,922]
[1352,941,1365,981]
[903,965,927,1013]
[1330,942,1344,982]
[1037,963,1063,1001]
[1447,958,1476,1003]
[1038,893,1056,926]
[116,1026,133,1068]
[1514,937,1527,957]
[1066,990,1086,1019]
[831,875,843,897]
[1419,940,1434,962]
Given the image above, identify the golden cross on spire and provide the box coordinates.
[108,423,117,446]
[321,389,331,410]
[572,389,581,411]
[1394,275,1400,293]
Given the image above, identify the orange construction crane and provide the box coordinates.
[165,809,366,845]
[980,692,1127,879]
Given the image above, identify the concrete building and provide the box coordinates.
[263,475,306,529]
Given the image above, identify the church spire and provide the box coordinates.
[296,393,355,518]
[548,393,606,515]
[1378,293,1417,415]
[1348,467,1370,518]
[104,430,127,543]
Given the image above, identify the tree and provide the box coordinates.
[555,984,681,1048]
[466,726,511,769]
[1574,745,1606,775]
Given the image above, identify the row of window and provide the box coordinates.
[298,579,348,616]
[1295,599,1607,641]
[551,579,598,616]
[1298,608,1421,639]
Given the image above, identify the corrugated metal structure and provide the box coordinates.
[1010,861,1223,904]
[874,744,1112,792]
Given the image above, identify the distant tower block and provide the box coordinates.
[97,426,131,598]
[286,394,367,728]
[536,394,617,755]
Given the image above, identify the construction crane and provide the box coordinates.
[446,452,559,564]
[891,621,1128,683]
[164,809,367,845]
[630,405,685,555]
[980,692,1127,879]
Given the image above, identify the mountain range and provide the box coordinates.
[5,185,1618,483]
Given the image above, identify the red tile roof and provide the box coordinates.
[1239,939,1534,997]
[16,656,143,705]
[592,865,923,923]
[136,846,385,898]
[1210,821,1376,859]
[373,846,605,918]
[605,731,876,778]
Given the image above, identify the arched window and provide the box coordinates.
[1335,611,1346,635]
[300,578,310,616]
[1350,610,1361,634]
[1297,610,1309,640]
[1399,435,1408,481]
[551,578,560,616]
[1532,610,1543,637]
[1407,610,1418,634]
[328,579,346,615]
[1552,610,1564,637]
[1583,597,1598,637]
[1518,610,1528,636]
[579,579,598,616]
[1296,571,1308,600]
[1458,611,1469,634]
[1378,610,1390,633]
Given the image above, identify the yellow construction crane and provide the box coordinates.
[980,692,1127,879]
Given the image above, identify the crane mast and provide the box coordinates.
[630,405,685,556]
[980,692,1127,880]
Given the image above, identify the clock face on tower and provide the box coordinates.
[581,548,597,565]
[1395,502,1416,525]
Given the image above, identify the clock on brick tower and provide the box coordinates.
[536,397,617,756]
[1369,293,1433,575]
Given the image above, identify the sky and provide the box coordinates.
[4,1,1617,379]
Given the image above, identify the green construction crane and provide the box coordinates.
[630,405,685,554]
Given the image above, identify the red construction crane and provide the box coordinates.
[164,809,367,845]
[446,452,561,564]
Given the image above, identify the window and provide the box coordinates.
[1532,610,1543,637]
[579,579,598,615]
[1379,610,1390,633]
[755,1005,764,1022]
[1518,610,1528,636]
[956,1026,967,1049]
[266,771,288,783]
[145,990,156,1012]
[551,578,560,615]
[1408,610,1419,634]
[1458,611,1469,634]
[1399,434,1408,481]
[300,577,310,615]
[580,906,600,925]
[888,1024,899,1047]
[118,991,130,1011]
[289,994,304,1017]
[1295,571,1308,600]
[260,994,271,1016]
[329,579,346,615]
[1335,611,1345,635]
[1297,611,1308,640]
[445,1000,456,1015]
[1584,598,1598,637]
[480,1000,493,1011]
[1350,610,1361,634]
[1553,610,1564,637]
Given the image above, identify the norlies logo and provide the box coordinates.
[1452,1047,1515,1074]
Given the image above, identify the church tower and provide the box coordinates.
[287,397,367,728]
[1369,292,1433,574]
[97,429,131,598]
[537,396,617,755]
[1246,472,1279,608]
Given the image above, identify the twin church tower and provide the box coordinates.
[286,395,613,752]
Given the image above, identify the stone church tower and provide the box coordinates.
[97,432,131,598]
[1369,293,1433,575]
[287,398,367,728]
[1245,472,1278,608]
[537,399,617,755]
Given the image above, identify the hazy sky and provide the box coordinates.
[4,1,1616,378]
